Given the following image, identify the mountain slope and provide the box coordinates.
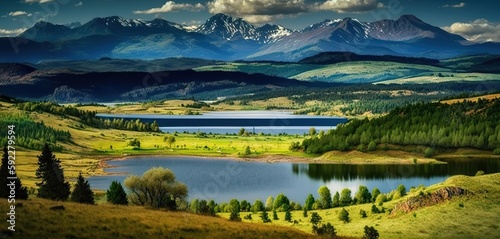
[5,14,500,62]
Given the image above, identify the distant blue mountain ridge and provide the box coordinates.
[1,13,499,62]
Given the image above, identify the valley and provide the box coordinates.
[1,7,500,238]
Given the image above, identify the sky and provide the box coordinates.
[1,0,499,42]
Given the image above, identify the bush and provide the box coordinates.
[244,214,252,220]
[424,147,434,158]
[339,208,350,223]
[260,209,271,223]
[362,225,380,239]
[494,148,500,155]
[124,167,187,210]
[475,170,485,176]
[360,209,367,218]
[273,209,279,220]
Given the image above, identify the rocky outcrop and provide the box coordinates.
[390,186,470,216]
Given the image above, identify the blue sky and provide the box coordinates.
[1,0,499,42]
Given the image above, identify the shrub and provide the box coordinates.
[273,209,279,220]
[260,209,271,223]
[244,214,252,220]
[475,170,485,176]
[124,167,187,210]
[494,148,500,155]
[362,225,380,239]
[424,147,434,158]
[360,209,367,218]
[339,208,350,223]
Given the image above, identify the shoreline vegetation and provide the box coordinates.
[2,97,500,187]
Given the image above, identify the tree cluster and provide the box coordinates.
[302,98,500,154]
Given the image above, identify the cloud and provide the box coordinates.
[23,0,54,3]
[207,0,309,24]
[134,1,205,14]
[75,1,83,7]
[316,0,384,13]
[442,2,466,8]
[0,28,27,37]
[9,11,32,17]
[443,19,500,42]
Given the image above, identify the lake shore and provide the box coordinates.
[92,149,448,175]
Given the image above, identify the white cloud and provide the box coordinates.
[23,0,54,3]
[8,11,32,17]
[207,0,309,24]
[317,0,384,13]
[443,19,500,42]
[75,1,83,7]
[442,2,466,8]
[0,28,28,37]
[134,1,205,14]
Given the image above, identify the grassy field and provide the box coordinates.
[290,61,451,83]
[377,72,500,84]
[219,173,500,239]
[1,198,321,239]
[440,93,500,104]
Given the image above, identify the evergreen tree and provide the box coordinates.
[260,209,271,223]
[273,209,279,220]
[0,146,28,199]
[339,208,350,223]
[106,180,128,205]
[362,225,380,239]
[304,193,315,210]
[70,172,95,204]
[284,206,292,222]
[332,191,340,207]
[36,144,70,200]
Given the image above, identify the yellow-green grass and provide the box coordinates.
[1,198,320,239]
[377,72,500,84]
[291,62,450,82]
[219,173,500,239]
[440,93,500,104]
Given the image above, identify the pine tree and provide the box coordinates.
[0,146,28,199]
[273,209,279,220]
[260,209,271,223]
[106,180,128,205]
[70,172,95,204]
[36,144,70,200]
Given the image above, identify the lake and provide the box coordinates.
[96,111,347,135]
[88,156,500,204]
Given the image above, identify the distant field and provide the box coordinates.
[194,62,321,78]
[377,72,500,84]
[290,61,451,83]
[440,93,500,104]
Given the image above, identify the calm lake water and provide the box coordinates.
[96,111,347,135]
[88,156,500,204]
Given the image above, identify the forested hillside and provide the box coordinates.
[300,98,500,154]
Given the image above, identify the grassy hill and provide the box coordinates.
[0,198,321,239]
[219,173,500,239]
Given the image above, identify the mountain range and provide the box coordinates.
[1,14,500,62]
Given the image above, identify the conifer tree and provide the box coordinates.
[36,144,70,200]
[106,180,128,205]
[70,172,95,204]
[0,146,28,199]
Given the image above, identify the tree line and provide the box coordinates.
[17,102,160,132]
[299,98,500,154]
[0,112,70,151]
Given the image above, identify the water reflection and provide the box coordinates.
[292,158,500,182]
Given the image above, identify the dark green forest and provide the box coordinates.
[300,98,500,154]
[0,112,70,151]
